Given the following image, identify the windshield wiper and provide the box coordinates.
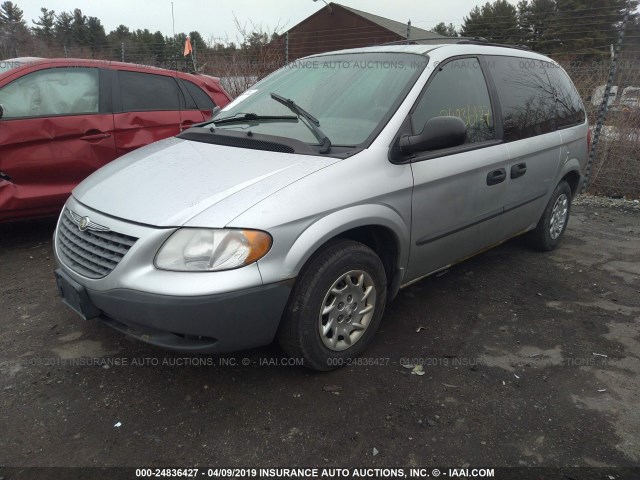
[213,112,298,125]
[270,93,332,153]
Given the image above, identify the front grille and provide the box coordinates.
[56,209,137,279]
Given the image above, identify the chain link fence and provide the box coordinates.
[36,42,283,98]
[10,32,640,199]
[558,48,640,198]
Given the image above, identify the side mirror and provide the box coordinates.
[0,104,3,119]
[399,116,467,153]
[210,105,221,119]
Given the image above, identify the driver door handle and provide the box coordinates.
[80,131,111,141]
[486,168,506,186]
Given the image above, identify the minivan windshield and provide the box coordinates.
[213,52,427,147]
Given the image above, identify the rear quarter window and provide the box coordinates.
[486,56,557,142]
[547,66,586,128]
[183,80,216,110]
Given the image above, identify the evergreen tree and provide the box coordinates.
[32,7,55,44]
[152,30,166,66]
[432,22,459,37]
[626,13,640,48]
[460,5,492,40]
[54,11,73,47]
[242,31,269,52]
[461,0,523,44]
[545,0,634,54]
[189,30,205,51]
[517,0,556,50]
[0,1,30,57]
[489,0,520,44]
[132,27,154,51]
[107,25,131,60]
[86,16,106,55]
[111,24,131,41]
[71,8,87,46]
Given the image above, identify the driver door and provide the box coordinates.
[0,66,116,221]
[405,57,511,282]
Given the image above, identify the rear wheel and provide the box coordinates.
[526,180,572,251]
[278,239,387,371]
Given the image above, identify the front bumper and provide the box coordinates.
[53,197,295,353]
[58,267,293,353]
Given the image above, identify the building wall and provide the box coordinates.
[284,5,403,61]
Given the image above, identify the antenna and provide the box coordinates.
[171,2,183,131]
[171,2,176,38]
[171,2,177,71]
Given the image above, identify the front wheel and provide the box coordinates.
[526,180,572,251]
[278,239,387,371]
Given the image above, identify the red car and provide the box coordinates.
[0,58,232,222]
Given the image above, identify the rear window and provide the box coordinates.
[118,71,181,112]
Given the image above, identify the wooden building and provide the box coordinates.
[275,3,443,61]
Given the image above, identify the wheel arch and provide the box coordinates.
[558,159,583,198]
[282,205,410,300]
[333,225,402,300]
[561,169,582,198]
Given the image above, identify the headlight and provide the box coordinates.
[155,228,272,272]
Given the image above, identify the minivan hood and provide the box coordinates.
[73,137,338,227]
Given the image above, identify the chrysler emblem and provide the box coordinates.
[68,209,110,232]
[78,216,90,231]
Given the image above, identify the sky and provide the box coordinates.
[18,0,518,43]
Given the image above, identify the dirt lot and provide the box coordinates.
[1,199,639,471]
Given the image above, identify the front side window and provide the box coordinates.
[411,57,495,145]
[487,56,557,142]
[118,71,181,112]
[0,67,99,119]
[213,53,426,147]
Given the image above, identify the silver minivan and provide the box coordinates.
[53,42,589,370]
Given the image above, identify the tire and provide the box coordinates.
[278,239,387,371]
[525,180,572,251]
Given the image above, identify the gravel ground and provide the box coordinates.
[573,194,640,211]
[0,198,639,474]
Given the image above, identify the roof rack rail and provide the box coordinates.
[381,37,461,46]
[381,36,531,51]
[456,38,531,51]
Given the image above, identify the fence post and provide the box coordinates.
[63,45,68,58]
[192,39,197,71]
[121,42,125,62]
[582,0,632,193]
[285,31,289,65]
[406,20,411,44]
